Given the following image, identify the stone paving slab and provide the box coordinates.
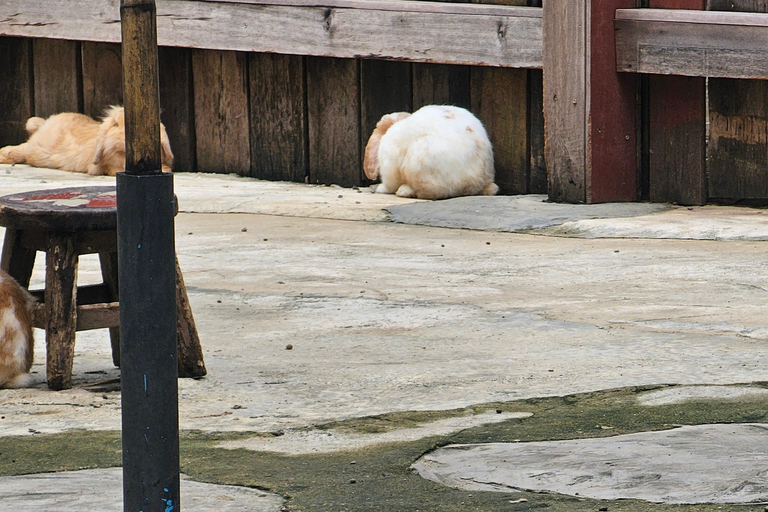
[412,423,768,505]
[0,468,284,512]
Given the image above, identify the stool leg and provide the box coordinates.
[99,250,121,367]
[45,234,78,391]
[1,228,37,287]
[175,257,206,378]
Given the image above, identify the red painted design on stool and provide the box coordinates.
[23,191,83,201]
[86,195,117,208]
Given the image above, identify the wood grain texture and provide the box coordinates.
[360,59,412,185]
[707,0,768,201]
[0,0,542,68]
[0,229,37,289]
[306,57,360,187]
[121,0,162,173]
[545,0,638,203]
[33,39,82,117]
[528,68,546,193]
[648,75,706,204]
[469,0,530,196]
[412,63,471,110]
[45,234,79,391]
[0,37,33,148]
[543,0,587,202]
[192,49,251,174]
[589,0,638,203]
[645,0,706,206]
[175,257,206,378]
[159,47,196,173]
[249,52,307,182]
[82,42,123,118]
[99,250,121,367]
[616,8,768,78]
[471,67,529,194]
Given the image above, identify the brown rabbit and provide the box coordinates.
[0,269,35,389]
[0,106,174,175]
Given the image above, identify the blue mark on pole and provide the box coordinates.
[162,488,175,511]
[144,374,148,394]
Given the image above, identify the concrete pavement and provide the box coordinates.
[0,165,766,510]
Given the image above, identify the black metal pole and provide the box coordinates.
[119,1,180,511]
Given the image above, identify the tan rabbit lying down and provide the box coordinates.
[0,106,173,176]
[364,105,498,200]
[0,269,35,389]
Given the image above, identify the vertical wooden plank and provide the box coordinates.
[0,37,33,147]
[588,0,638,202]
[543,0,587,202]
[647,0,706,206]
[544,0,637,203]
[528,68,547,193]
[82,42,123,118]
[159,46,195,173]
[528,0,545,193]
[360,60,412,184]
[412,63,470,110]
[648,75,706,204]
[249,52,307,182]
[707,0,768,201]
[306,57,360,187]
[471,67,529,194]
[33,39,82,117]
[470,0,529,196]
[192,49,250,175]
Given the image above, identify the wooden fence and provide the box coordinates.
[1,0,768,205]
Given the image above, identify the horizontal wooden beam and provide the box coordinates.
[0,0,542,68]
[616,8,768,79]
[32,301,120,331]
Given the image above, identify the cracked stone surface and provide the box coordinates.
[413,423,768,504]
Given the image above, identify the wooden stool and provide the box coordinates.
[0,186,206,390]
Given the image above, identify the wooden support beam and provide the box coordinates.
[543,0,637,204]
[616,8,768,78]
[0,0,542,68]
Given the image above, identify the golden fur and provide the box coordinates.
[0,106,174,175]
[0,270,35,389]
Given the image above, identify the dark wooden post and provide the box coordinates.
[647,0,706,206]
[119,1,181,511]
[543,0,638,203]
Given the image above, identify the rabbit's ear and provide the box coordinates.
[160,124,174,170]
[363,113,410,180]
[92,109,121,165]
[363,130,382,180]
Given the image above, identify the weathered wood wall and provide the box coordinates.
[0,31,544,195]
[646,0,707,206]
[707,0,768,202]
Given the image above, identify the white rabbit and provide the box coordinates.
[363,105,498,200]
[0,269,35,388]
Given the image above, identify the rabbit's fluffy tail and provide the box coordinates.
[482,183,499,196]
[25,117,45,136]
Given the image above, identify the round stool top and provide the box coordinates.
[0,186,117,232]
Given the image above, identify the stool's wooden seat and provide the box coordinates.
[0,186,206,390]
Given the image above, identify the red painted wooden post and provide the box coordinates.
[647,0,707,206]
[544,0,638,204]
